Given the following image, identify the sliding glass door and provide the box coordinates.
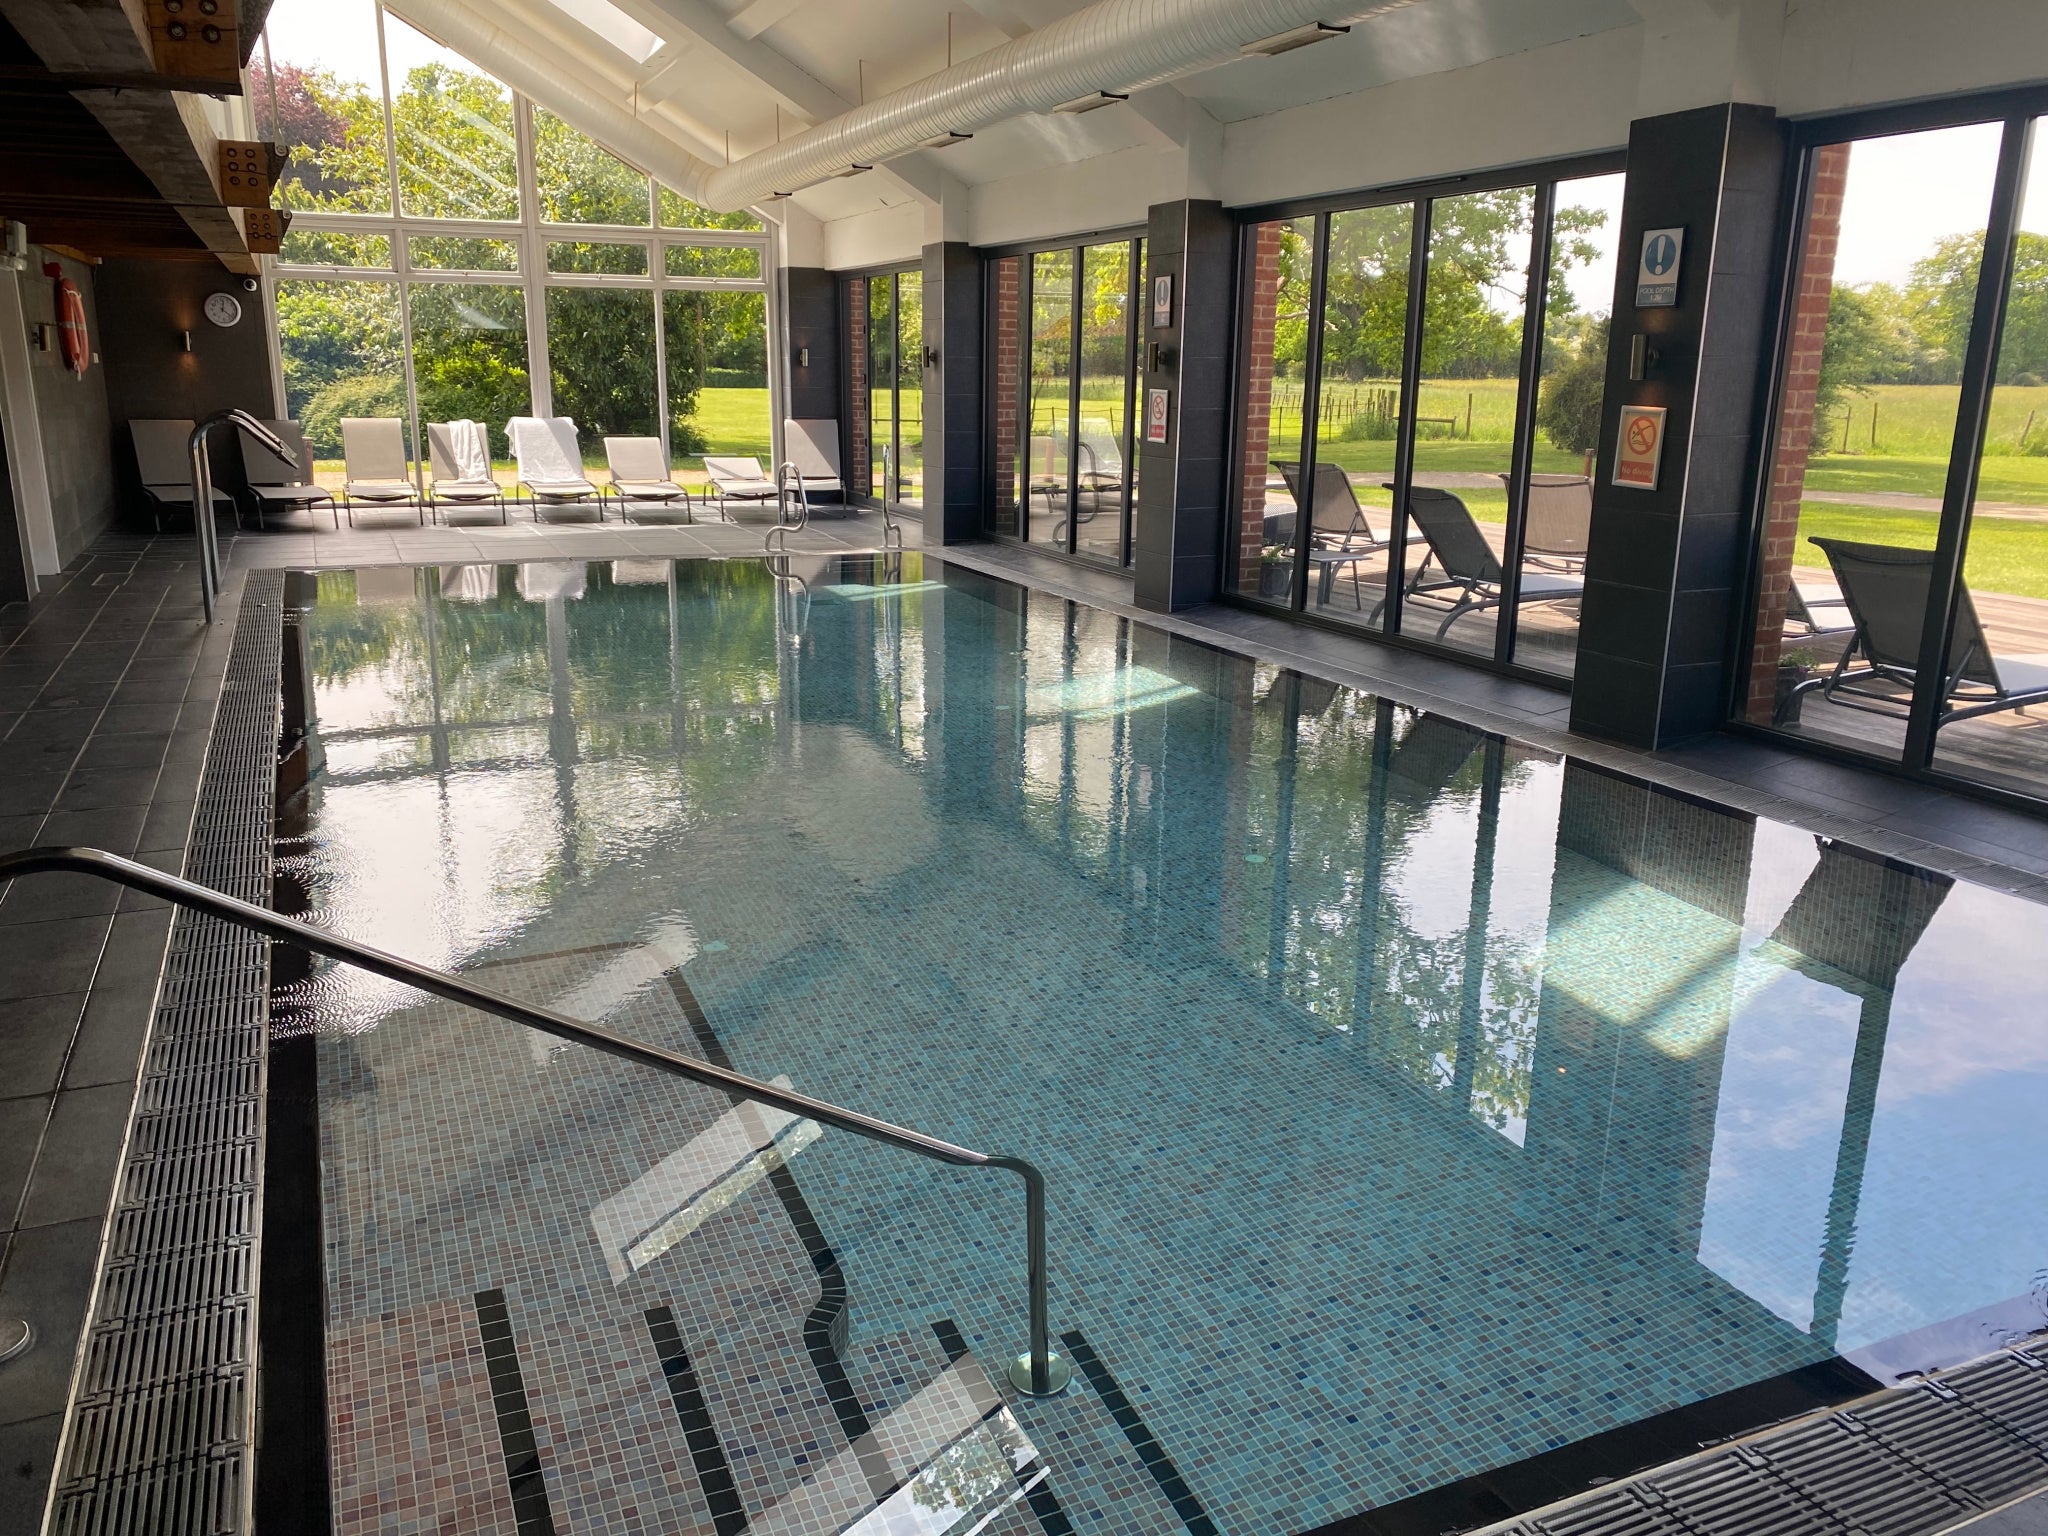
[848,269,923,511]
[1745,102,2048,806]
[987,235,1144,565]
[1230,164,1626,678]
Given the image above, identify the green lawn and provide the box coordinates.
[1792,502,2048,600]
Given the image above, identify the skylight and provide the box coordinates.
[543,0,663,64]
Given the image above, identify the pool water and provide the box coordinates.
[281,554,2048,1536]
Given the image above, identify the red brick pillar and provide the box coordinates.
[847,278,870,499]
[1236,223,1284,595]
[1745,142,1849,722]
[991,256,1022,536]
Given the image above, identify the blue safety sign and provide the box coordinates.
[1636,227,1684,307]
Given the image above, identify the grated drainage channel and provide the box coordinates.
[44,573,284,1536]
[1479,1337,2048,1536]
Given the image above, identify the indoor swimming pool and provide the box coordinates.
[275,553,2048,1536]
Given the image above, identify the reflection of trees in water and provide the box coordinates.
[1237,688,1543,1127]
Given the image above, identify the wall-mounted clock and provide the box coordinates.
[203,291,243,328]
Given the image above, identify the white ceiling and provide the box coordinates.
[542,0,1644,220]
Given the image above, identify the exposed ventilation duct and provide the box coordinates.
[693,0,1418,210]
[389,0,1419,212]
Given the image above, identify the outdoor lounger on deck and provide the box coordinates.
[426,421,507,524]
[1389,485,1583,637]
[1500,472,1592,571]
[1274,460,1385,607]
[130,419,235,532]
[240,419,336,530]
[509,416,602,519]
[341,417,421,524]
[783,418,848,515]
[1789,536,2048,729]
[704,456,781,519]
[601,437,693,522]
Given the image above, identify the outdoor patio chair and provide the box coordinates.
[782,418,849,516]
[129,419,234,532]
[1789,537,2048,729]
[601,436,693,523]
[704,456,781,520]
[1786,582,1854,639]
[438,565,498,603]
[239,419,336,530]
[1505,473,1592,571]
[508,416,602,520]
[1386,485,1583,638]
[425,421,507,525]
[341,418,422,525]
[1272,461,1385,608]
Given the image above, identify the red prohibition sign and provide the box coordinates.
[1625,415,1659,455]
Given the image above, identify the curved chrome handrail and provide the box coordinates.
[190,410,294,625]
[0,845,1070,1396]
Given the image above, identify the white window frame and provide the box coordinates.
[263,0,777,472]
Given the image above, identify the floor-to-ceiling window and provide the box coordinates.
[985,234,1144,566]
[1744,95,2048,806]
[845,269,922,511]
[255,0,773,496]
[1230,161,1626,678]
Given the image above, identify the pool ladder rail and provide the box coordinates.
[0,844,1073,1399]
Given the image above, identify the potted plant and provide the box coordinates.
[1772,647,1825,725]
[1259,552,1293,599]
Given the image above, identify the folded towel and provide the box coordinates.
[509,416,586,484]
[450,420,491,482]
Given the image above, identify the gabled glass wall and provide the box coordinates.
[256,0,773,493]
[984,234,1145,566]
[1230,164,1626,678]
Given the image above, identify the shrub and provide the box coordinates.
[299,373,405,457]
[1538,322,1608,457]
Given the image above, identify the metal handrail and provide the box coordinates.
[0,845,1071,1396]
[190,411,295,626]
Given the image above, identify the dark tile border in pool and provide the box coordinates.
[474,1286,560,1536]
[933,1318,1077,1536]
[1059,1328,1218,1536]
[646,1305,748,1536]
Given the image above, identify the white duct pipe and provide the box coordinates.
[697,0,1419,209]
[386,0,719,202]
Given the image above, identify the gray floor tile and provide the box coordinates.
[0,914,110,995]
[0,994,86,1100]
[0,870,121,924]
[1966,1492,2048,1535]
[34,807,147,857]
[0,1413,61,1536]
[86,910,172,1002]
[71,734,168,774]
[51,768,159,813]
[62,989,153,1090]
[0,1096,48,1228]
[17,1082,134,1228]
[0,1217,104,1425]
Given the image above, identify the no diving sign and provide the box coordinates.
[1636,227,1683,307]
[1613,404,1667,489]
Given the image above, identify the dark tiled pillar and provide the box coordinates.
[1133,199,1235,614]
[1570,104,1786,749]
[920,241,982,545]
[784,267,840,423]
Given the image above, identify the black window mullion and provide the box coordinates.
[1497,180,1556,665]
[1066,247,1085,552]
[1385,201,1434,636]
[1903,114,2035,766]
[1121,238,1142,566]
[1289,213,1332,613]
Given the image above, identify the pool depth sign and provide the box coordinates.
[1636,227,1684,307]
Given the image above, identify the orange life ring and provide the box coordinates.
[43,263,88,376]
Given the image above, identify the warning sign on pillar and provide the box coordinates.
[1613,404,1667,490]
[1145,387,1171,446]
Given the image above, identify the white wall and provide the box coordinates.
[968,144,1189,248]
[1774,0,2048,118]
[821,201,925,272]
[1221,27,1641,210]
